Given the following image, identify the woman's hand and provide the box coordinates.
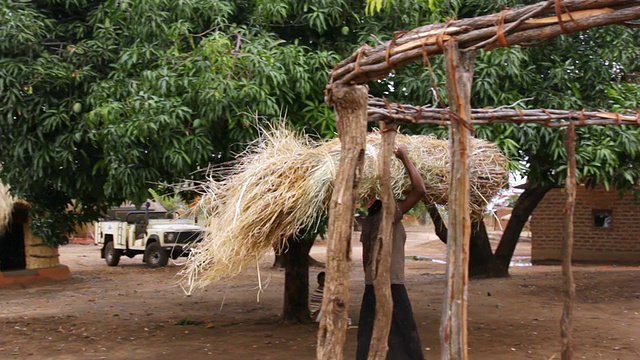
[394,144,408,159]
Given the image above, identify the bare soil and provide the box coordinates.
[0,228,638,360]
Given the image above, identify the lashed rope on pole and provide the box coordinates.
[325,0,640,102]
[367,96,640,127]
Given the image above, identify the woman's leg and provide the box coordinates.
[388,284,424,360]
[355,285,375,360]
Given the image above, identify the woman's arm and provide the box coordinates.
[395,145,426,215]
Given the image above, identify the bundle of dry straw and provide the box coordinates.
[0,183,15,237]
[181,127,508,293]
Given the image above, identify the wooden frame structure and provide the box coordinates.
[316,1,640,359]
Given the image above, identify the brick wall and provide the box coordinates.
[530,186,640,264]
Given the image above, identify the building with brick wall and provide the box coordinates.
[530,186,640,264]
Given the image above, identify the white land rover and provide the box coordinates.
[94,204,205,268]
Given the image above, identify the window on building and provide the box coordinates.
[593,210,613,228]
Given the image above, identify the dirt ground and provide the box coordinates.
[0,228,638,360]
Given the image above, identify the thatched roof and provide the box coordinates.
[0,183,15,237]
[180,128,509,293]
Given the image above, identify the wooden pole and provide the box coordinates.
[317,84,368,360]
[440,39,475,360]
[367,121,397,360]
[561,123,577,360]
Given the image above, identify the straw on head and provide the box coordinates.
[181,128,508,293]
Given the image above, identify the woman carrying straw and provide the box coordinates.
[356,142,426,360]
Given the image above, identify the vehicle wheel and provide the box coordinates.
[105,241,121,266]
[145,242,169,268]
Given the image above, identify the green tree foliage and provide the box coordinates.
[365,0,640,194]
[424,23,640,192]
[365,0,639,276]
[0,0,346,245]
[1,0,638,248]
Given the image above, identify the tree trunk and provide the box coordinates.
[561,124,577,360]
[367,121,397,360]
[426,203,447,243]
[469,219,508,278]
[317,84,367,360]
[440,39,473,360]
[274,242,325,269]
[494,183,554,269]
[273,243,284,268]
[426,203,507,278]
[282,238,314,323]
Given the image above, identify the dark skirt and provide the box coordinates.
[356,284,424,360]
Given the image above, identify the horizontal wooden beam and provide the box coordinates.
[367,96,640,127]
[327,0,640,97]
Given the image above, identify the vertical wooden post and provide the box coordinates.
[367,122,397,360]
[317,84,368,360]
[440,39,475,360]
[561,123,577,360]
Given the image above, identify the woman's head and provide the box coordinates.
[367,199,382,215]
